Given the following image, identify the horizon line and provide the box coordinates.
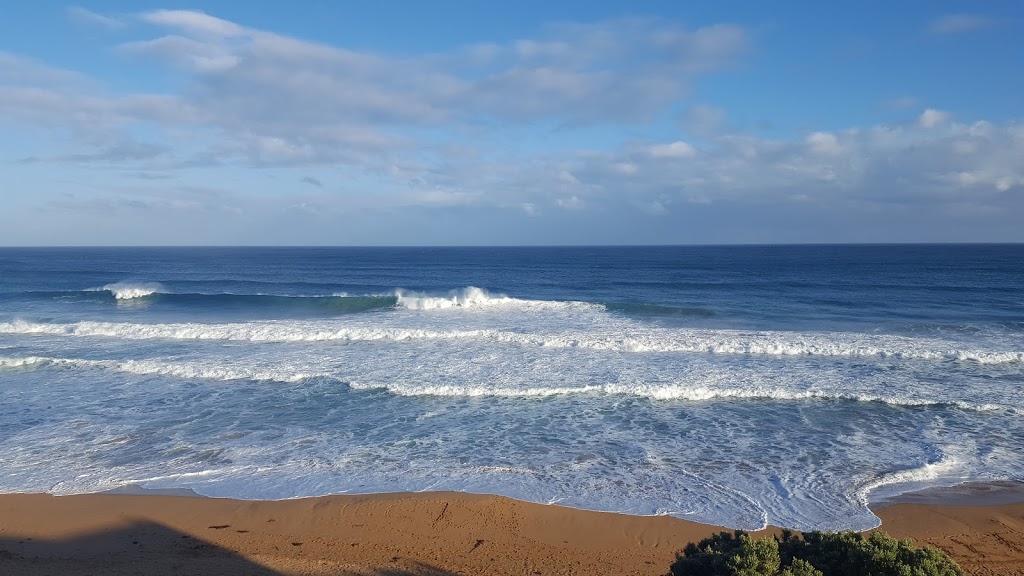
[0,242,1022,249]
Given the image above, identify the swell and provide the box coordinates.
[603,302,716,318]
[164,293,398,314]
[2,320,1020,365]
[0,354,1012,413]
[0,289,399,313]
[0,285,570,313]
[1,284,720,319]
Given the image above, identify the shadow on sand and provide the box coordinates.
[0,520,460,575]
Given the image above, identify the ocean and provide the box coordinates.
[0,245,1021,531]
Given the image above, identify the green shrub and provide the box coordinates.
[669,529,962,576]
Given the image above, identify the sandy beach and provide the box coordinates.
[1,488,1022,576]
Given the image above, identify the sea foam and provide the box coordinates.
[1,352,1014,414]
[1,319,1020,364]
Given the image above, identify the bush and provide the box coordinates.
[669,529,962,576]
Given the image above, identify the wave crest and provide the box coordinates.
[395,287,523,310]
[346,380,1011,412]
[1,320,1021,365]
[93,282,165,300]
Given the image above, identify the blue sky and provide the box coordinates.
[1,1,1022,245]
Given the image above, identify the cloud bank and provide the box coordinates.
[0,9,1021,244]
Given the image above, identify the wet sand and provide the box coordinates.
[0,488,1022,575]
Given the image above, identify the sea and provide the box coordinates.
[0,245,1021,531]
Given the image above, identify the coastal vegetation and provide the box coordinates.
[670,529,962,576]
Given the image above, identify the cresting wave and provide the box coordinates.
[2,319,1021,365]
[394,286,552,310]
[0,354,1014,413]
[89,282,166,300]
[4,284,725,318]
[16,285,579,312]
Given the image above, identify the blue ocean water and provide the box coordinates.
[0,245,1021,530]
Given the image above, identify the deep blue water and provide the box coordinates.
[0,245,1021,530]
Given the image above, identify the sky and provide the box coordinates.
[0,1,1022,245]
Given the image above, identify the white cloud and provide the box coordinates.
[584,118,1023,206]
[514,39,572,60]
[140,10,245,38]
[613,162,639,175]
[126,13,748,127]
[558,170,580,184]
[2,12,750,176]
[649,141,696,159]
[408,189,480,207]
[20,141,170,164]
[46,185,244,216]
[556,195,585,210]
[950,171,1022,193]
[919,108,950,128]
[643,200,669,215]
[120,35,241,72]
[520,202,539,216]
[0,53,198,153]
[2,10,1023,242]
[995,177,1019,192]
[928,14,995,35]
[68,6,123,29]
[0,52,90,87]
[805,132,843,156]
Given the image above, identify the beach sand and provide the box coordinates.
[1,489,1022,575]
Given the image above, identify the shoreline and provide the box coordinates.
[0,484,1022,575]
[872,480,1024,507]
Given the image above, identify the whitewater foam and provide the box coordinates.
[393,286,574,311]
[2,319,1020,365]
[0,320,484,343]
[345,379,1013,412]
[4,352,1013,413]
[857,452,971,513]
[0,354,320,383]
[0,356,50,369]
[114,359,320,382]
[91,282,165,300]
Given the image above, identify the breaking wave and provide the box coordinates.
[393,286,582,311]
[5,285,575,314]
[90,282,165,300]
[1,319,1020,364]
